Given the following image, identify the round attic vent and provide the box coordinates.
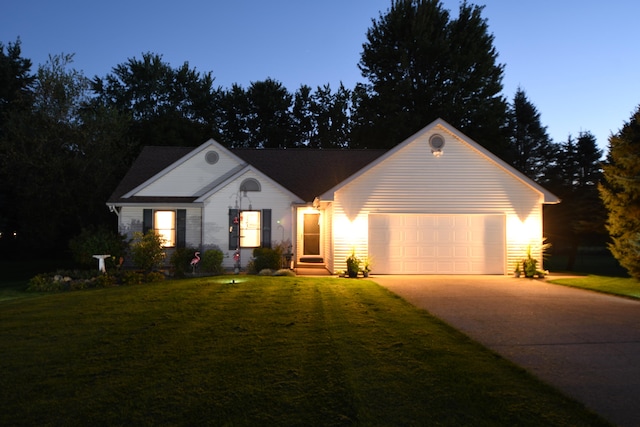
[429,134,445,157]
[205,150,219,165]
[429,134,445,150]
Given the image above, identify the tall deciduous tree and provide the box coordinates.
[91,52,221,149]
[599,107,640,279]
[352,0,507,152]
[292,83,352,148]
[245,78,295,148]
[218,84,252,148]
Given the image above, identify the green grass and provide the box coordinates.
[549,275,640,299]
[0,276,608,426]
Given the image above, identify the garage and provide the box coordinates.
[368,214,505,274]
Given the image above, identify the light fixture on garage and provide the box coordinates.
[429,134,445,157]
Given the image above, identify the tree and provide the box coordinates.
[0,38,34,122]
[245,78,295,148]
[352,0,507,152]
[0,54,132,252]
[506,88,554,182]
[0,39,35,252]
[311,83,351,148]
[546,132,605,270]
[292,83,352,148]
[218,84,252,148]
[91,52,221,149]
[599,107,640,279]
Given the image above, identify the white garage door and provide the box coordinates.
[369,214,505,274]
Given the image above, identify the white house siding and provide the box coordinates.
[201,169,296,269]
[323,206,334,272]
[331,125,545,274]
[136,143,244,197]
[118,206,202,246]
[119,206,144,237]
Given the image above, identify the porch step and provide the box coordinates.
[296,265,331,276]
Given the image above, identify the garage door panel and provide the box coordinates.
[369,214,505,274]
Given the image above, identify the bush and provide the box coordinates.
[130,231,165,272]
[170,247,200,277]
[250,247,282,273]
[69,226,127,269]
[201,248,224,274]
[27,269,108,292]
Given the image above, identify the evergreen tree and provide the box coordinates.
[0,54,132,251]
[352,0,507,152]
[506,88,554,182]
[599,107,640,279]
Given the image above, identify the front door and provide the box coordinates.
[303,213,320,256]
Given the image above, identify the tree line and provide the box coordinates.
[0,0,625,275]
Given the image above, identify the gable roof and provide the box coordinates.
[233,149,387,201]
[108,146,387,204]
[319,118,560,204]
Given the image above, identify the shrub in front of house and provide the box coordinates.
[200,248,224,274]
[27,270,114,292]
[26,269,163,292]
[249,247,282,274]
[69,226,128,270]
[170,247,200,277]
[130,231,165,272]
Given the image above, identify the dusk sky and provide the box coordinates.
[3,1,639,153]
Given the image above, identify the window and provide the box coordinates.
[229,208,271,250]
[240,210,261,247]
[154,211,176,247]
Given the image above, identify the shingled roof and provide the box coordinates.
[108,146,387,204]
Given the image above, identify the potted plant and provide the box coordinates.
[514,262,521,278]
[346,251,361,278]
[522,246,538,278]
[361,256,372,277]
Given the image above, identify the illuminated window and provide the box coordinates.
[240,210,261,247]
[154,211,176,247]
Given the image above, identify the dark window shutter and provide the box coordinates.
[177,209,186,249]
[261,209,271,248]
[229,209,239,250]
[143,209,152,234]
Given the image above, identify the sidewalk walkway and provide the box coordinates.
[372,275,640,427]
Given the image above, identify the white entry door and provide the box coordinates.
[368,214,505,274]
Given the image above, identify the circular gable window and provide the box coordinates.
[205,150,219,165]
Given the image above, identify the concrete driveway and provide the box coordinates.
[371,275,640,427]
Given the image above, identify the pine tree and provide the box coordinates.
[506,88,554,182]
[599,107,640,279]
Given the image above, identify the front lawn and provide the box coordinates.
[549,275,640,299]
[0,276,608,426]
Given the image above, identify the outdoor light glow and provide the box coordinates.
[334,214,368,244]
[507,215,540,247]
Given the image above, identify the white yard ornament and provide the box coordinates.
[92,254,110,273]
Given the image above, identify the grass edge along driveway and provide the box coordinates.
[0,276,609,426]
